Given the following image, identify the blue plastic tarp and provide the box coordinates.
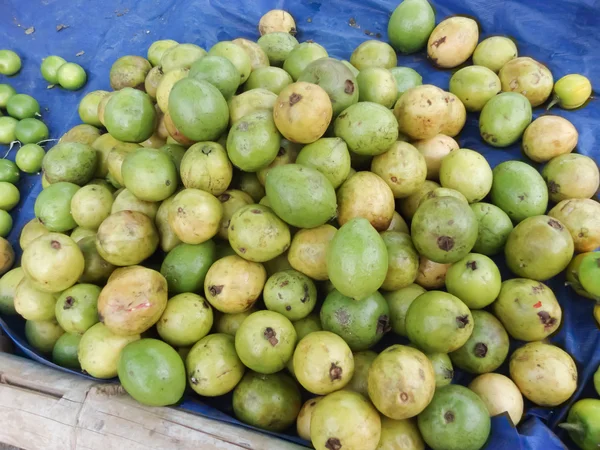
[1,0,599,448]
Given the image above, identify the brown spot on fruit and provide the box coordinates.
[264,327,279,346]
[218,193,231,202]
[444,368,454,380]
[329,363,343,381]
[190,376,198,385]
[63,296,75,309]
[177,206,184,214]
[391,176,398,183]
[466,260,478,270]
[444,411,455,423]
[548,181,560,194]
[209,285,224,296]
[456,315,470,328]
[301,283,310,303]
[419,368,425,380]
[431,36,447,48]
[538,311,557,329]
[474,343,488,358]
[344,80,355,94]
[289,93,302,106]
[280,280,289,287]
[325,438,342,450]
[239,247,246,253]
[285,305,291,311]
[427,99,432,105]
[400,392,409,402]
[548,219,563,230]
[335,309,350,326]
[437,236,454,251]
[377,315,391,334]
[251,209,263,214]
[51,240,61,250]
[532,283,545,294]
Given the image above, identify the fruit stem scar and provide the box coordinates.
[209,285,224,296]
[377,314,391,334]
[466,260,478,270]
[325,438,342,450]
[344,80,355,94]
[437,235,454,251]
[329,362,343,381]
[456,315,470,328]
[264,327,279,346]
[289,93,302,106]
[444,410,455,423]
[50,240,61,249]
[474,342,488,358]
[63,296,75,309]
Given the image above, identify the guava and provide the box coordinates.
[156,293,213,347]
[445,253,502,309]
[232,38,270,70]
[418,385,491,450]
[550,74,593,110]
[346,350,377,398]
[418,187,469,208]
[287,225,336,281]
[263,269,317,321]
[53,283,101,334]
[0,116,17,144]
[77,236,116,285]
[156,67,189,113]
[0,83,16,107]
[158,143,186,171]
[357,67,398,108]
[384,284,426,337]
[96,210,159,266]
[406,291,474,353]
[394,85,449,140]
[147,39,178,66]
[91,133,139,179]
[155,194,182,253]
[160,43,206,73]
[472,36,518,73]
[14,278,59,321]
[109,55,151,90]
[327,218,388,300]
[499,57,553,107]
[111,188,159,220]
[0,237,14,276]
[479,92,532,147]
[229,88,277,123]
[380,231,419,291]
[204,254,266,313]
[214,307,257,337]
[490,160,548,222]
[549,199,600,253]
[160,241,215,294]
[371,141,427,199]
[439,148,493,203]
[168,188,223,245]
[559,399,600,450]
[33,181,78,232]
[283,42,328,81]
[189,55,240,100]
[350,40,397,70]
[427,17,478,68]
[469,373,524,426]
[52,332,82,370]
[469,202,514,256]
[0,210,11,238]
[509,341,577,407]
[297,397,324,441]
[215,190,253,240]
[293,314,322,340]
[233,371,301,432]
[522,115,578,163]
[25,319,64,354]
[378,417,425,450]
[542,153,599,203]
[295,137,350,189]
[0,267,24,315]
[21,233,84,293]
[104,88,156,143]
[368,345,436,419]
[577,252,600,298]
[386,211,410,234]
[98,265,167,336]
[0,159,19,184]
[257,32,299,66]
[78,90,110,127]
[493,278,562,341]
[449,66,501,112]
[208,41,252,83]
[390,67,423,101]
[293,330,354,395]
[186,333,245,396]
[422,351,454,388]
[71,184,113,230]
[505,215,574,280]
[245,66,293,94]
[274,82,333,144]
[71,227,96,243]
[256,138,302,185]
[228,204,290,262]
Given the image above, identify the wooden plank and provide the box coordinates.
[0,353,306,450]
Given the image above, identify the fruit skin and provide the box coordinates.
[0,50,22,75]
[104,88,156,143]
[335,102,399,155]
[147,39,179,66]
[245,66,292,94]
[480,91,533,145]
[406,291,474,353]
[494,278,562,341]
[417,385,491,450]
[542,153,600,203]
[439,148,493,203]
[14,278,60,321]
[578,253,600,298]
[445,253,502,309]
[380,231,419,291]
[385,284,426,337]
[160,241,215,294]
[0,84,16,108]
[0,210,12,237]
[22,233,84,293]
[186,333,245,396]
[427,17,479,69]
[121,148,178,202]
[293,330,354,395]
[346,350,377,398]
[43,142,98,186]
[283,42,329,81]
[327,218,388,301]
[117,339,186,406]
[111,188,158,220]
[390,67,423,100]
[469,202,514,256]
[109,55,151,90]
[0,159,19,184]
[77,235,116,285]
[208,41,252,84]
[232,38,270,70]
[263,269,317,321]
[551,74,593,109]
[449,66,501,112]
[297,397,324,441]
[168,188,223,245]
[357,67,398,108]
[394,85,448,140]
[411,196,478,264]
[288,225,337,281]
[367,345,436,420]
[25,319,64,354]
[7,94,40,119]
[469,373,524,426]
[595,366,600,396]
[472,37,518,73]
[160,43,206,73]
[0,267,23,315]
[78,90,110,127]
[449,310,509,374]
[297,58,359,117]
[258,9,297,35]
[0,182,20,211]
[15,118,49,144]
[235,310,296,374]
[296,137,351,189]
[321,289,390,351]
[499,57,554,107]
[0,237,13,277]
[559,399,600,450]
[57,62,87,89]
[350,40,397,70]
[189,55,240,100]
[0,116,18,144]
[509,341,577,407]
[377,417,425,450]
[78,322,140,378]
[257,32,299,67]
[156,293,213,347]
[311,390,381,450]
[337,171,395,231]
[97,266,167,336]
[371,141,427,199]
[52,332,82,370]
[233,371,301,432]
[522,115,577,163]
[490,161,548,223]
[55,284,101,334]
[549,199,600,253]
[505,215,574,281]
[388,0,435,54]
[273,82,333,144]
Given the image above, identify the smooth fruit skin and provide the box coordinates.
[388,0,435,54]
[479,92,532,147]
[472,37,518,73]
[551,74,592,109]
[559,399,600,450]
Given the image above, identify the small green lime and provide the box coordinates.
[0,50,21,76]
[0,182,20,210]
[57,63,87,90]
[15,118,49,144]
[16,143,45,173]
[0,117,18,144]
[0,159,19,183]
[6,94,40,119]
[0,84,17,108]
[40,56,67,84]
[0,210,12,237]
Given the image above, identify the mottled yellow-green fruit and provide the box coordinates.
[257,139,300,185]
[418,188,469,209]
[295,137,350,189]
[549,199,600,253]
[472,36,518,73]
[439,148,493,203]
[380,232,419,291]
[368,345,435,419]
[398,180,440,220]
[297,397,324,441]
[394,85,449,140]
[350,40,397,70]
[371,141,427,199]
[440,92,467,137]
[111,188,159,220]
[427,17,479,69]
[214,307,257,337]
[19,218,49,250]
[204,255,266,313]
[154,194,181,252]
[357,67,398,108]
[522,115,578,163]
[228,88,277,124]
[78,322,140,378]
[180,142,232,195]
[346,351,377,398]
[385,284,427,337]
[499,57,554,107]
[377,417,425,450]
[25,319,64,354]
[549,74,592,110]
[259,9,297,35]
[283,42,328,81]
[156,67,189,112]
[71,184,114,229]
[415,256,450,290]
[217,190,254,240]
[160,43,206,73]
[509,341,577,407]
[14,278,59,321]
[411,129,458,176]
[0,238,13,277]
[386,212,410,234]
[109,55,151,90]
[288,225,336,281]
[449,66,501,112]
[0,267,24,315]
[147,39,179,67]
[542,153,600,203]
[157,293,213,347]
[168,189,223,245]
[469,373,524,426]
[232,38,270,70]
[208,41,252,83]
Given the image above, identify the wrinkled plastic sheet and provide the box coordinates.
[0,0,599,448]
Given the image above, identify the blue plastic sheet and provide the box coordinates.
[1,0,599,448]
